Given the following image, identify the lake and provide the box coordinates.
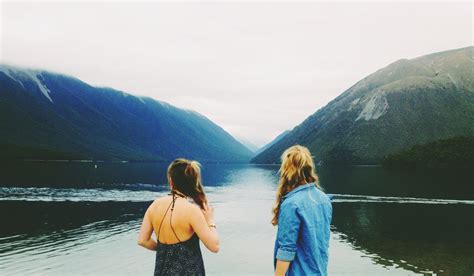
[1,162,473,275]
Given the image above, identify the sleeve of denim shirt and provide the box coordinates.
[276,202,301,262]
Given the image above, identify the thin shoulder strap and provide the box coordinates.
[169,194,182,242]
[157,194,182,243]
[157,199,173,240]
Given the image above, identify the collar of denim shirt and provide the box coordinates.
[282,183,316,199]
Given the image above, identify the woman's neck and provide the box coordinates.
[287,181,309,194]
[172,190,187,198]
[299,180,308,185]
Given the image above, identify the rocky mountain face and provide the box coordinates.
[252,47,474,164]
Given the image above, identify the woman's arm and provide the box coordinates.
[275,260,290,276]
[137,206,157,251]
[274,202,301,275]
[189,203,220,253]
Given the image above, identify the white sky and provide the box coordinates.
[1,1,472,147]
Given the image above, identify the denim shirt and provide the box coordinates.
[274,183,332,276]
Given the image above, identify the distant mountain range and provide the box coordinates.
[236,137,260,153]
[255,130,290,155]
[252,46,474,164]
[0,65,253,162]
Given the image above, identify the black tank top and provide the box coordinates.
[154,192,205,276]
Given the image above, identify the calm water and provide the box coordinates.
[0,162,473,275]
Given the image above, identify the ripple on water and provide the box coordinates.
[1,165,473,275]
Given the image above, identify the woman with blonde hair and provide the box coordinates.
[138,159,219,275]
[273,145,332,276]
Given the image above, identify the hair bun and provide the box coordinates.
[185,160,201,177]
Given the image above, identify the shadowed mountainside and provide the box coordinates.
[0,65,253,162]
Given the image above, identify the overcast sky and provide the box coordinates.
[1,1,472,147]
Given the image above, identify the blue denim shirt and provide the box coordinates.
[274,183,332,276]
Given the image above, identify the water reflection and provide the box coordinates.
[0,200,148,274]
[2,161,473,199]
[0,201,149,238]
[1,163,473,275]
[0,161,255,188]
[318,165,474,199]
[332,203,474,275]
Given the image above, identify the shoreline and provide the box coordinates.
[1,159,254,165]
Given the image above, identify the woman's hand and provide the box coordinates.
[202,202,215,224]
[190,203,220,253]
[275,260,290,276]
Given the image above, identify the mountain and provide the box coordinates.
[235,137,259,153]
[255,130,290,155]
[252,46,474,164]
[0,65,253,162]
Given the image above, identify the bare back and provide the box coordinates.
[138,190,219,254]
[148,195,197,244]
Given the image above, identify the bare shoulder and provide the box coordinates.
[153,196,168,204]
[148,196,168,210]
[183,200,202,216]
[187,201,201,211]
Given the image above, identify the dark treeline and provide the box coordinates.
[383,136,474,169]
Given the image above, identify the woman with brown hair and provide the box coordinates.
[273,145,332,276]
[138,159,219,276]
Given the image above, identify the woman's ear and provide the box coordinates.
[169,178,174,190]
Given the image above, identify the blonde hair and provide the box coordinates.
[167,158,207,209]
[271,145,321,226]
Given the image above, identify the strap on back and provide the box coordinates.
[169,194,182,242]
[157,193,182,243]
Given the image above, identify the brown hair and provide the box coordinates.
[167,158,207,209]
[271,145,321,226]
